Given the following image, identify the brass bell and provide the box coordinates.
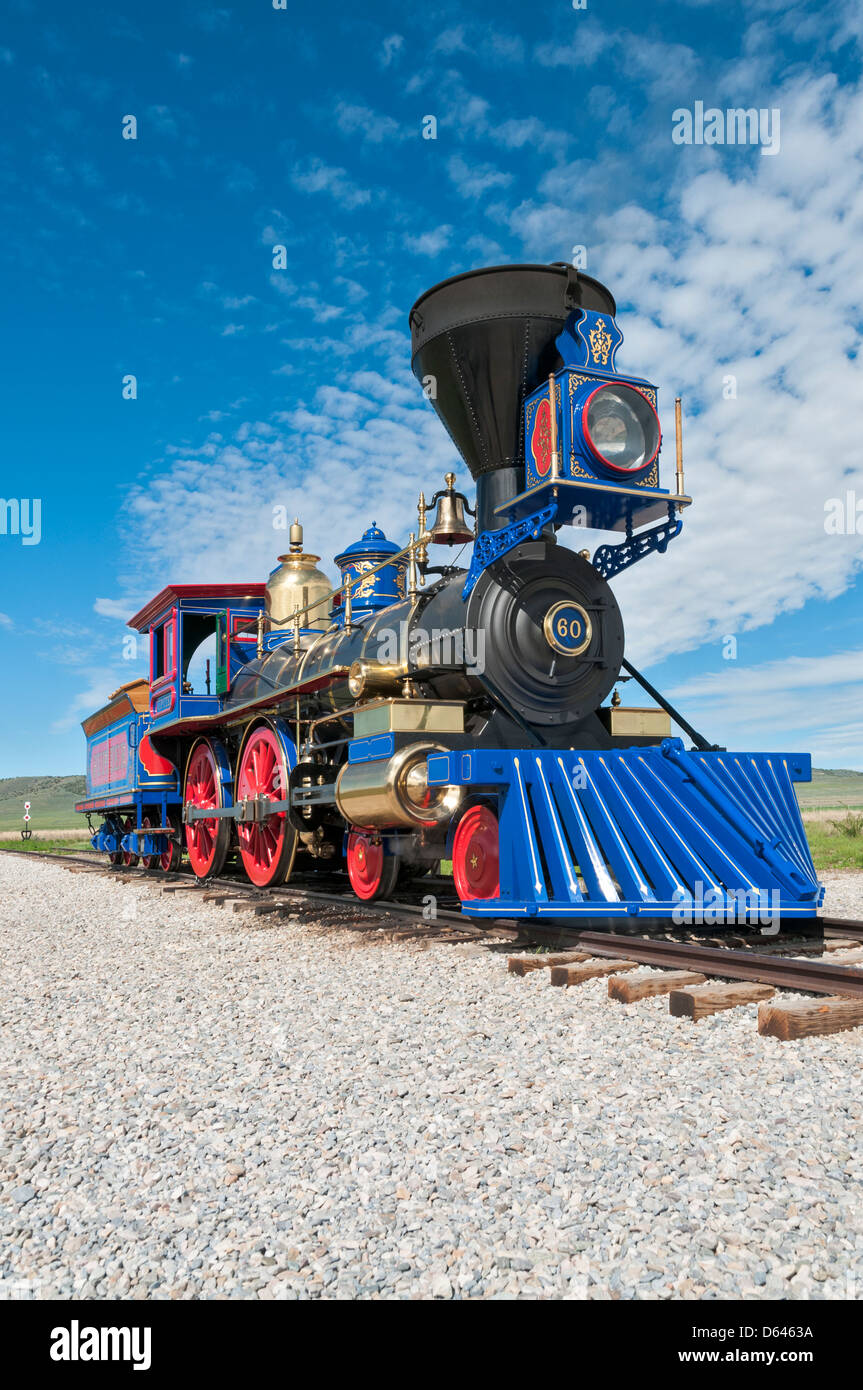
[428,472,474,546]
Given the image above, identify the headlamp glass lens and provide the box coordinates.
[585,385,659,471]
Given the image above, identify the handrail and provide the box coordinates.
[231,529,433,638]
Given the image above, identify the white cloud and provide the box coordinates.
[662,650,863,768]
[534,24,697,99]
[294,294,343,324]
[670,650,863,701]
[434,22,524,65]
[290,158,371,209]
[119,322,462,600]
[434,27,468,56]
[379,33,403,68]
[509,72,863,690]
[52,666,146,732]
[334,101,405,144]
[93,598,140,622]
[0,612,12,629]
[403,225,452,256]
[447,155,512,200]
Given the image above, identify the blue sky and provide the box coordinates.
[1,0,862,778]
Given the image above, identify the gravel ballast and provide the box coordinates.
[0,856,861,1301]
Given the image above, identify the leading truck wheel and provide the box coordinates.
[184,740,231,880]
[236,724,297,888]
[141,813,182,873]
[108,819,124,867]
[121,815,139,870]
[452,806,500,901]
[346,831,399,902]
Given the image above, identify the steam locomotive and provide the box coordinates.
[76,263,822,930]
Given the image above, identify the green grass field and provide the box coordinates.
[795,767,863,809]
[801,811,863,871]
[0,775,86,832]
[1,836,92,855]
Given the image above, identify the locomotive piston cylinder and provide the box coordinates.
[335,742,462,829]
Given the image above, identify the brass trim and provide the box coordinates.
[598,705,672,738]
[353,698,465,737]
[674,395,685,496]
[348,660,407,700]
[543,601,593,657]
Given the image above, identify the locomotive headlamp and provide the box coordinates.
[583,383,660,473]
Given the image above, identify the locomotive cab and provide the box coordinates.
[129,584,268,726]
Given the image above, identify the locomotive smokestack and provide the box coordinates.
[409,263,616,532]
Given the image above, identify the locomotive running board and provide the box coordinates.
[427,739,823,925]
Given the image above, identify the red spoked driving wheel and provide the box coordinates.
[346,831,399,901]
[236,725,297,887]
[184,740,231,880]
[121,814,139,869]
[452,805,500,901]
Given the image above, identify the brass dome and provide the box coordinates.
[265,520,332,630]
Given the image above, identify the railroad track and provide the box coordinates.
[9,844,863,939]
[6,846,863,1038]
[5,847,520,945]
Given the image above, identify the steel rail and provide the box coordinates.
[821,916,863,941]
[567,930,863,999]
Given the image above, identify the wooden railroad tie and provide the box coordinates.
[549,958,638,988]
[507,950,593,977]
[758,995,863,1041]
[823,938,860,953]
[823,947,863,966]
[669,980,775,1021]
[608,968,707,1003]
[223,899,284,915]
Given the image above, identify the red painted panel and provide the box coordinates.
[89,731,129,790]
[139,734,175,777]
[164,609,178,678]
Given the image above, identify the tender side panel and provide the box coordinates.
[85,710,139,798]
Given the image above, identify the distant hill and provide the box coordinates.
[797,768,863,808]
[0,775,87,831]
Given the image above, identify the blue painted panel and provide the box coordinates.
[433,741,822,923]
[348,733,396,764]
